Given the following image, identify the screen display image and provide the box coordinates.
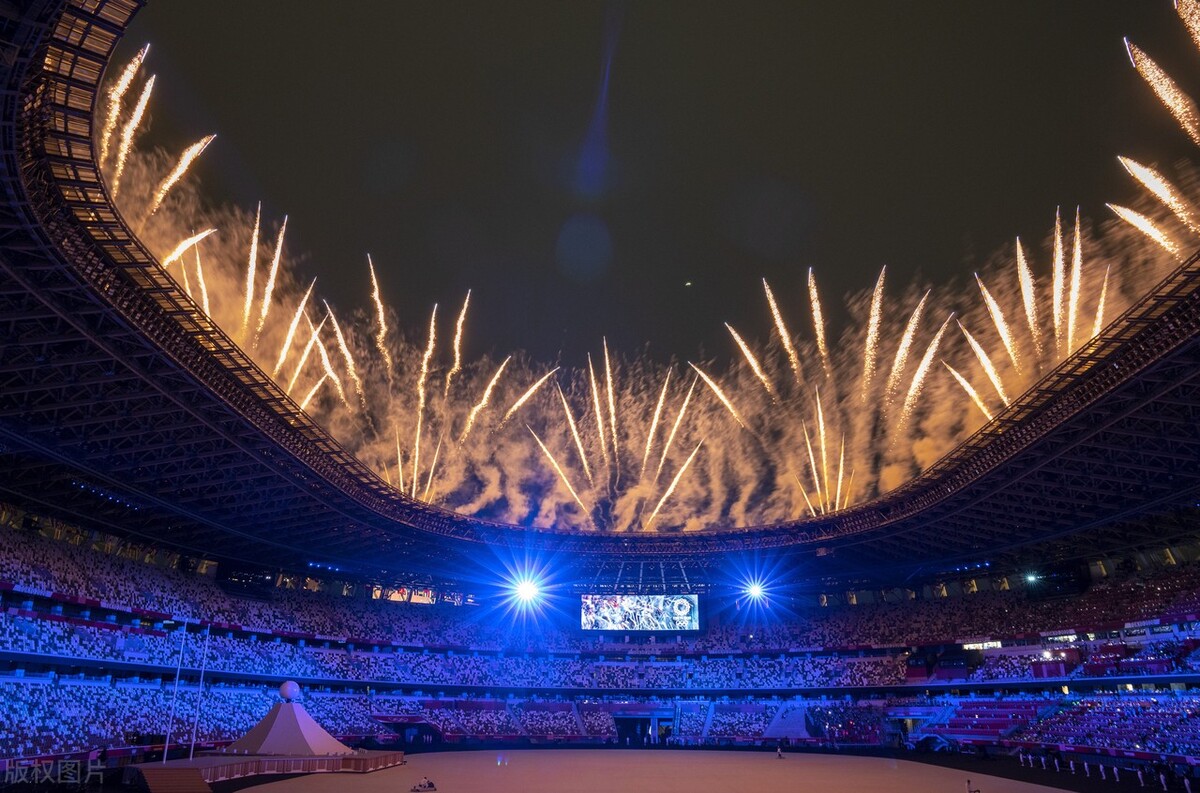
[580,594,700,632]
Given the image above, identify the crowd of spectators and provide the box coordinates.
[1015,696,1200,757]
[6,515,1200,662]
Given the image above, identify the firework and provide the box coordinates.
[1066,210,1083,353]
[324,302,366,409]
[558,384,594,485]
[299,374,328,411]
[367,256,394,375]
[529,426,590,516]
[444,290,471,397]
[1051,208,1065,355]
[192,240,210,317]
[898,313,953,428]
[111,74,155,198]
[313,317,349,407]
[394,428,406,494]
[241,203,261,340]
[943,361,993,422]
[690,362,748,430]
[255,215,288,346]
[1015,239,1042,359]
[147,134,215,217]
[287,314,327,394]
[1108,204,1180,258]
[459,356,511,444]
[160,228,216,268]
[763,278,804,385]
[808,268,832,378]
[725,323,775,399]
[815,388,830,507]
[654,375,697,484]
[1182,0,1200,52]
[603,338,620,473]
[644,439,703,530]
[411,304,438,495]
[587,355,610,470]
[422,436,443,502]
[272,278,316,378]
[884,290,931,402]
[99,45,148,166]
[801,422,824,513]
[957,320,1009,406]
[500,368,560,428]
[976,274,1020,374]
[792,472,817,518]
[834,435,845,512]
[1127,40,1200,148]
[640,371,672,480]
[1118,156,1200,234]
[860,267,886,402]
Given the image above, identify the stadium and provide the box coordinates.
[2,1,1200,792]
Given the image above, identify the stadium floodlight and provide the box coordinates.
[514,578,540,603]
[1025,573,1038,583]
[746,582,765,600]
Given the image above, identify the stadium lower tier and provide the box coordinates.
[4,678,1200,772]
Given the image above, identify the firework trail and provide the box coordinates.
[815,388,830,507]
[976,274,1020,374]
[272,278,316,378]
[111,74,155,198]
[313,317,349,407]
[557,384,594,485]
[689,362,748,430]
[177,241,192,297]
[957,320,1009,406]
[255,215,289,346]
[147,134,215,217]
[644,439,703,530]
[763,278,804,385]
[725,323,775,399]
[587,355,610,471]
[1066,209,1083,353]
[898,313,953,428]
[792,472,817,518]
[1118,156,1200,234]
[1108,204,1180,257]
[411,304,438,495]
[422,436,443,502]
[499,368,560,429]
[654,375,697,484]
[801,422,824,513]
[459,356,511,444]
[1051,209,1065,355]
[324,302,366,410]
[299,374,328,412]
[192,240,210,317]
[860,267,886,402]
[808,268,832,379]
[841,470,855,510]
[287,314,327,394]
[367,256,394,376]
[834,436,845,512]
[241,203,261,340]
[1093,265,1111,338]
[99,45,148,166]
[603,339,620,474]
[943,361,993,421]
[1015,239,1042,359]
[529,426,590,516]
[1128,40,1200,148]
[160,228,216,268]
[640,371,672,480]
[884,290,930,402]
[444,290,471,398]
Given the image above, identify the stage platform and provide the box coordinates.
[125,750,405,787]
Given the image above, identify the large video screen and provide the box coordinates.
[580,594,700,632]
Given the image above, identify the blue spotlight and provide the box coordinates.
[515,579,540,603]
[746,582,764,599]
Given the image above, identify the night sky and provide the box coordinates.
[117,2,1196,365]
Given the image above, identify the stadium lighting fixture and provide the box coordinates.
[745,582,765,600]
[514,578,540,603]
[1025,573,1038,583]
